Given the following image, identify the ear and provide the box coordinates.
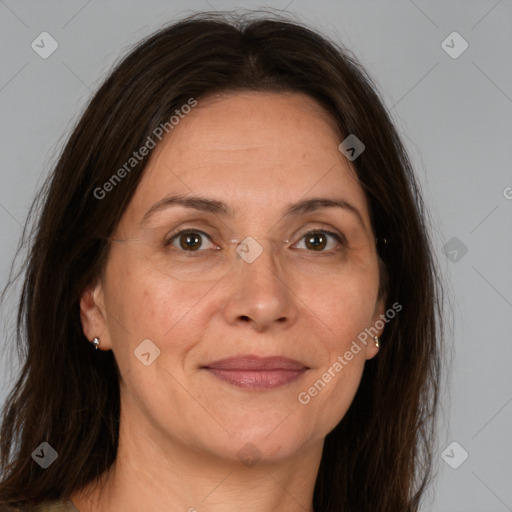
[79,278,112,350]
[365,294,387,360]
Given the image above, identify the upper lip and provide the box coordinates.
[203,355,308,371]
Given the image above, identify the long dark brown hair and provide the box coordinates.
[0,11,446,511]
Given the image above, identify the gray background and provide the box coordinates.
[1,1,511,511]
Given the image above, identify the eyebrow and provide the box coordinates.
[141,194,367,230]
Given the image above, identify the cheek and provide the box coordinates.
[317,355,366,434]
[296,268,378,429]
[104,251,214,361]
[307,272,378,350]
[298,295,371,438]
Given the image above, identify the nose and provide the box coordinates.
[221,238,299,332]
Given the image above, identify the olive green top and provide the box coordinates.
[17,500,78,511]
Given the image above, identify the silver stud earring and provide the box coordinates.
[374,336,380,348]
[92,337,100,350]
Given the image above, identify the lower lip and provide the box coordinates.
[204,368,307,390]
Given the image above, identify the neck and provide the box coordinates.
[71,405,322,512]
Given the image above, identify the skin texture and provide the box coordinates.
[75,91,385,512]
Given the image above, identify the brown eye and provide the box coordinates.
[179,232,202,251]
[305,232,327,251]
[165,229,216,252]
[295,230,344,252]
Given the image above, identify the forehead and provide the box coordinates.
[122,91,372,231]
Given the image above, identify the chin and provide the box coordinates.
[210,417,316,464]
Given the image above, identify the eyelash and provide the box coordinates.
[164,227,346,255]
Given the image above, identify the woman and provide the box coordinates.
[0,11,445,512]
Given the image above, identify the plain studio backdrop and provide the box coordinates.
[0,1,511,511]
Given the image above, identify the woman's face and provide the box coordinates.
[81,91,385,463]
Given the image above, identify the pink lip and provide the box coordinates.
[203,356,309,390]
